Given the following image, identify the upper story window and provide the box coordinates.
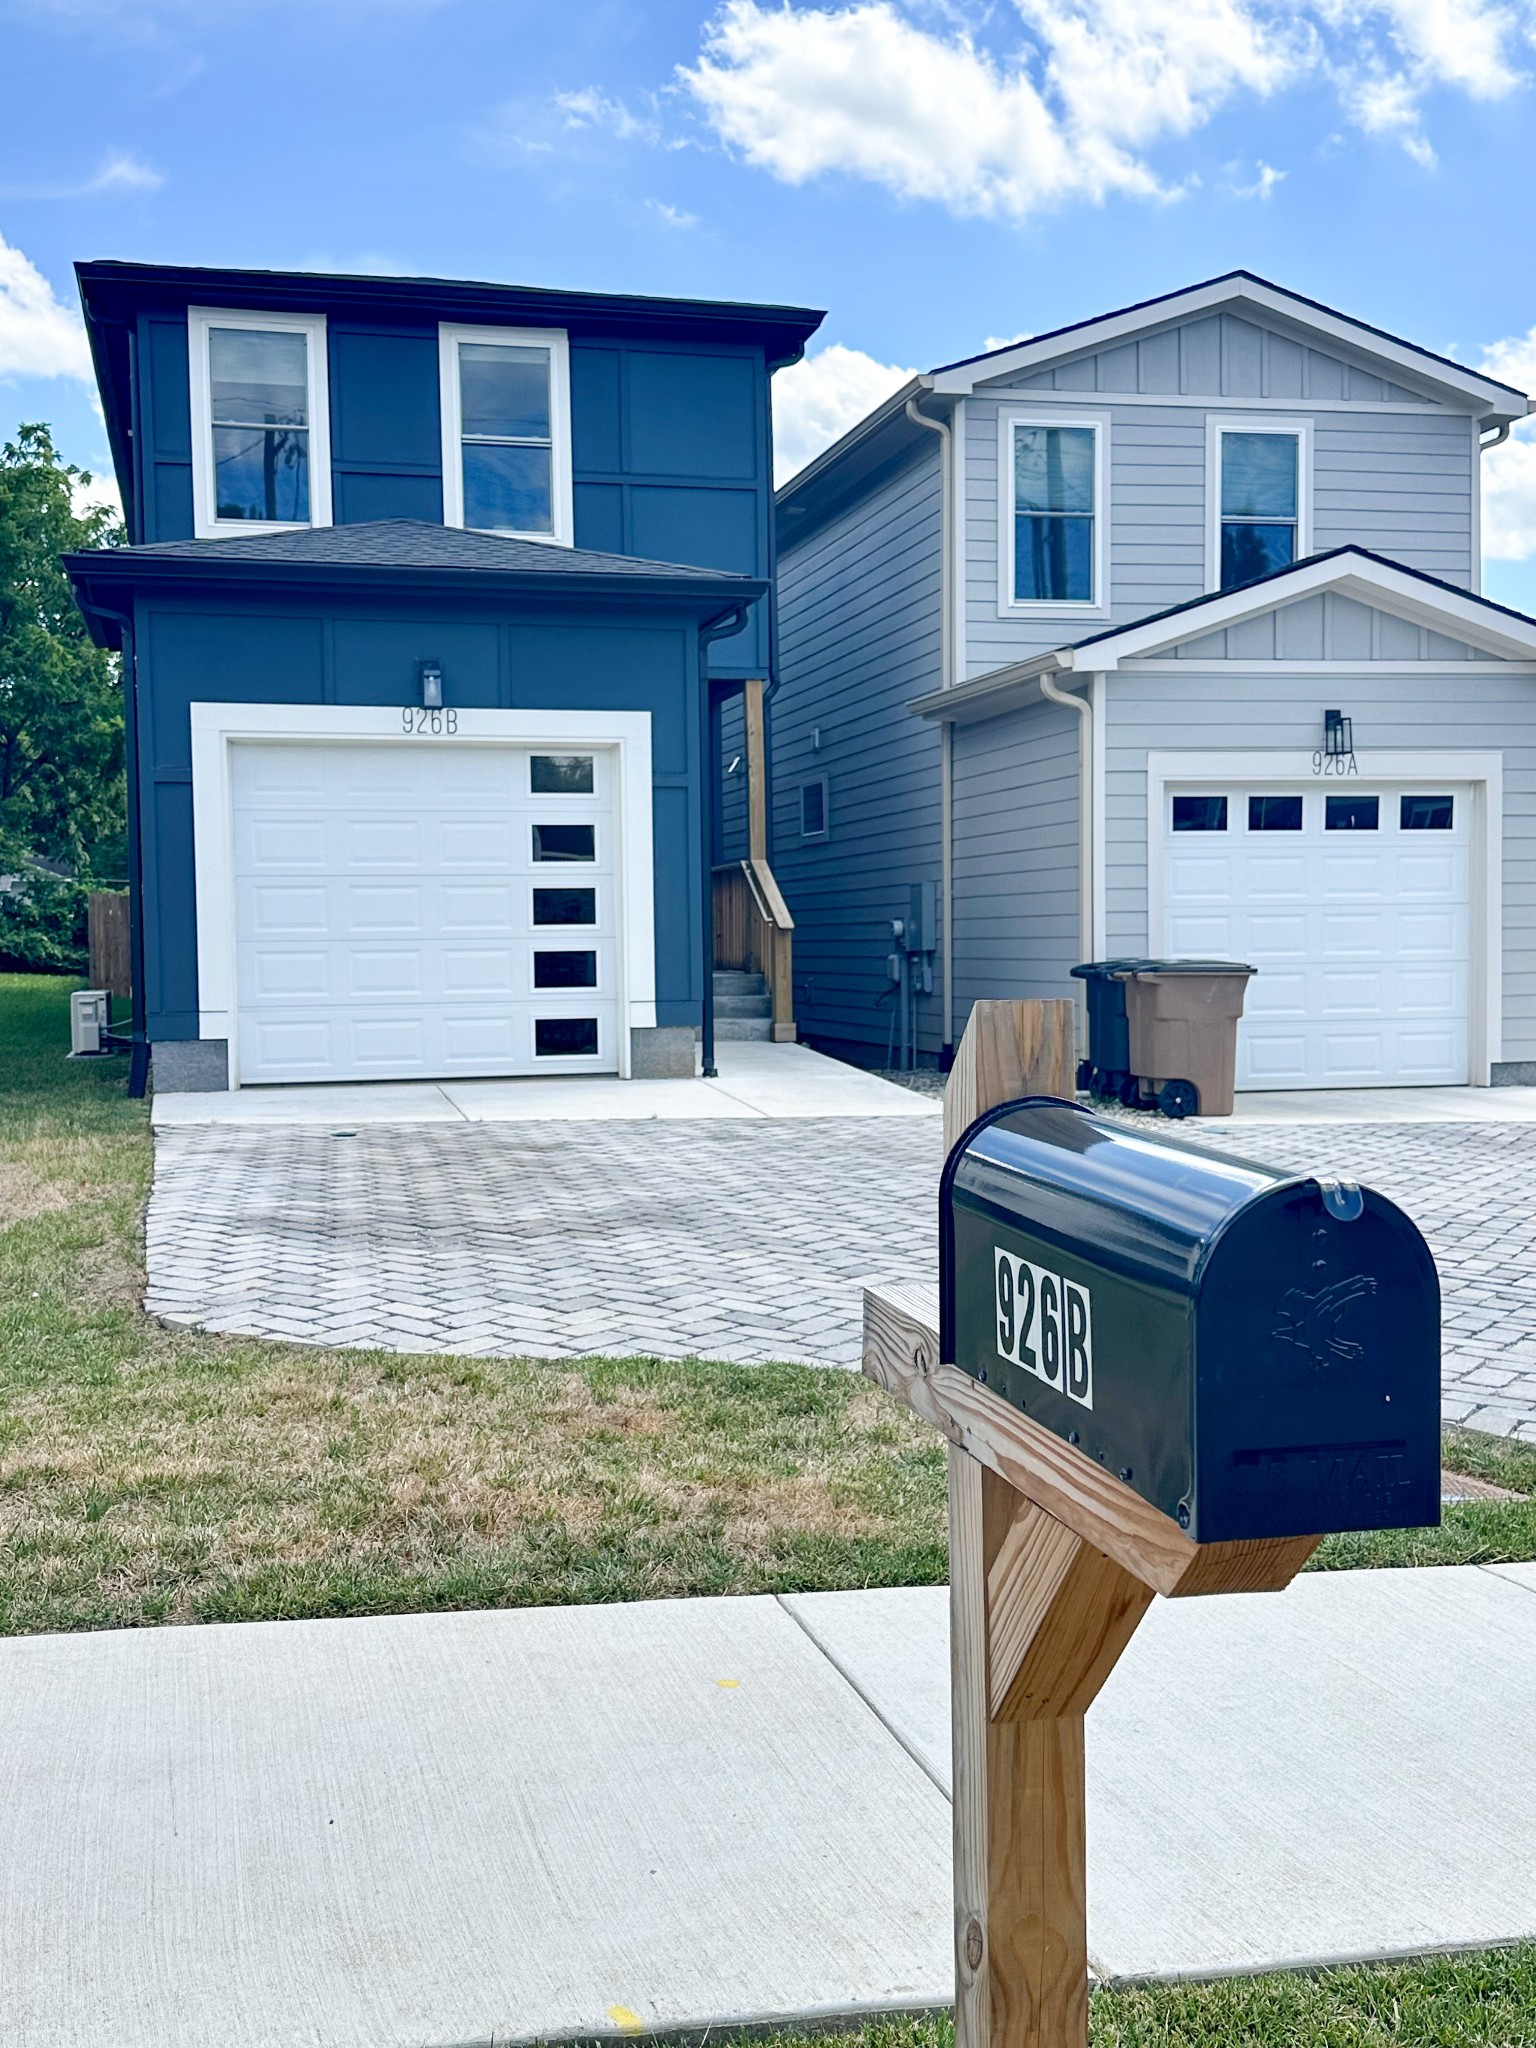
[1208,418,1312,593]
[188,308,331,538]
[999,415,1105,614]
[439,324,572,544]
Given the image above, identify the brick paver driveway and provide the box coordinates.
[146,1113,1536,1434]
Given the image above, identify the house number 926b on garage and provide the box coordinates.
[400,708,459,735]
[993,1248,1094,1408]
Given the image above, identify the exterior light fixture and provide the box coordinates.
[419,660,444,709]
[1324,708,1353,758]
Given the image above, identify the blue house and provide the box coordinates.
[63,261,821,1090]
[773,274,1536,1093]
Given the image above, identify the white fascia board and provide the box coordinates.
[928,277,1528,422]
[1067,554,1536,670]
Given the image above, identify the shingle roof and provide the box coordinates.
[106,518,751,581]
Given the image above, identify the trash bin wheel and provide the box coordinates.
[1158,1079,1200,1120]
[1118,1075,1143,1110]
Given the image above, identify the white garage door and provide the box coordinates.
[231,741,619,1084]
[1161,783,1470,1089]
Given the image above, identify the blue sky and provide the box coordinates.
[4,0,1536,606]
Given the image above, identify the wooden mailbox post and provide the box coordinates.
[862,1000,1322,2048]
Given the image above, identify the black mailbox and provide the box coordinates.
[941,1098,1441,1544]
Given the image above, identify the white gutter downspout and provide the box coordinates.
[905,392,957,1052]
[1038,670,1098,970]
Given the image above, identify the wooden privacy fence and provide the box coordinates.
[87,892,131,1000]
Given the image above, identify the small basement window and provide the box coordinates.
[188,307,332,537]
[800,776,829,840]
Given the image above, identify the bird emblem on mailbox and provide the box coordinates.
[1273,1273,1378,1370]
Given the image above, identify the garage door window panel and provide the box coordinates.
[1326,795,1380,831]
[1402,795,1454,830]
[1248,795,1302,831]
[535,950,599,989]
[533,823,596,863]
[1172,795,1228,832]
[530,753,595,795]
[535,1017,600,1058]
[533,887,597,926]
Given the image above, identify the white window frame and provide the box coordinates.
[439,322,573,546]
[188,306,332,540]
[189,703,654,1085]
[996,409,1109,619]
[799,774,829,841]
[1205,414,1313,594]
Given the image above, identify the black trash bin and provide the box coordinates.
[1069,959,1155,1102]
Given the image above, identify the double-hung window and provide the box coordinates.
[1209,419,1311,592]
[1002,416,1103,610]
[189,308,331,537]
[440,324,572,543]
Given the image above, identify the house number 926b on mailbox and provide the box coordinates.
[994,1250,1093,1409]
[942,1095,1443,1545]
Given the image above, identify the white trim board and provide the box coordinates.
[187,306,332,541]
[1144,748,1503,1085]
[189,704,655,1087]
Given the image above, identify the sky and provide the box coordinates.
[4,0,1536,609]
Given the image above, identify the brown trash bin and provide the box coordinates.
[1117,961,1256,1118]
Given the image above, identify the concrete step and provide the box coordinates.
[716,993,773,1019]
[713,970,768,996]
[714,1017,774,1041]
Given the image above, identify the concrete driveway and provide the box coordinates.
[145,1054,1536,1431]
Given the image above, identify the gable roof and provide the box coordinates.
[778,272,1528,533]
[910,548,1536,723]
[927,273,1525,416]
[63,519,766,650]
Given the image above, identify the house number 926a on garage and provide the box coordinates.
[400,708,459,735]
[994,1247,1094,1408]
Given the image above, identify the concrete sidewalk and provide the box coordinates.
[6,1565,1536,2048]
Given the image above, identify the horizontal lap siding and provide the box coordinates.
[1102,666,1536,1059]
[1313,415,1475,584]
[952,697,1081,1033]
[773,446,945,1057]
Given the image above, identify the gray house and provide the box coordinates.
[771,272,1536,1089]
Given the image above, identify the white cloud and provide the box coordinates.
[1479,327,1536,562]
[555,88,664,145]
[647,199,701,228]
[675,0,1534,220]
[0,234,92,383]
[1223,158,1287,197]
[70,467,122,523]
[772,341,917,483]
[0,148,164,201]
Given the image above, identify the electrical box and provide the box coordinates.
[70,989,111,1057]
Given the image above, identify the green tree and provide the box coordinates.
[0,424,125,873]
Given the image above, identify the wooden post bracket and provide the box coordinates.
[863,1000,1320,2048]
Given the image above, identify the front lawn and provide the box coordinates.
[0,972,1531,1637]
[765,1943,1536,2048]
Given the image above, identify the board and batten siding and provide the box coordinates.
[1101,661,1536,1062]
[950,695,1082,1031]
[960,310,1478,678]
[1167,592,1484,663]
[773,442,945,1056]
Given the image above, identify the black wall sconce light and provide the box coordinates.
[1324,708,1353,758]
[418,659,444,709]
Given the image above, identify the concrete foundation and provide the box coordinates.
[152,1038,229,1093]
[629,1026,697,1079]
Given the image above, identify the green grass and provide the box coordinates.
[750,1945,1536,2046]
[0,971,1532,1637]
